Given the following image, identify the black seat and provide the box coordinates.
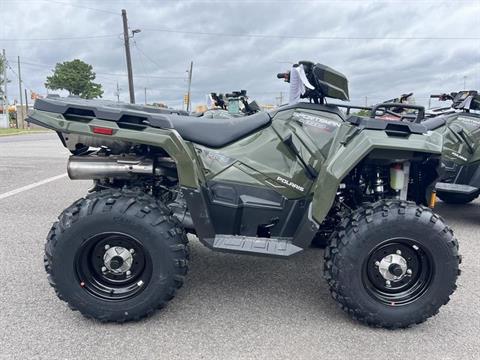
[151,112,271,148]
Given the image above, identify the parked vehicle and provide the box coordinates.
[428,91,480,203]
[28,62,460,328]
[202,90,261,118]
[343,90,480,204]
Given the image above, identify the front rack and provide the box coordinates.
[331,102,425,123]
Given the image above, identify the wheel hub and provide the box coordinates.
[103,246,133,274]
[364,239,433,306]
[378,253,408,281]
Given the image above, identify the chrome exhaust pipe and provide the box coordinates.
[67,155,153,180]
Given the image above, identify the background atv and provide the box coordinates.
[347,91,480,205]
[28,62,460,329]
[202,90,261,118]
[428,91,480,204]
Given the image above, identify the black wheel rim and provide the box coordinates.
[363,238,434,306]
[75,232,152,301]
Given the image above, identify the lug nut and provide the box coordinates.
[101,266,107,273]
[126,270,131,276]
[129,249,135,254]
[104,244,110,250]
[386,280,391,287]
[412,245,419,251]
[396,250,402,255]
[375,261,380,267]
[406,269,412,275]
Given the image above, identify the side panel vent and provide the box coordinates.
[117,114,148,130]
[64,107,95,122]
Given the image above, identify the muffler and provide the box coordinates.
[67,155,153,180]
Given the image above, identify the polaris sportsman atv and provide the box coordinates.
[203,90,261,118]
[28,62,460,328]
[346,91,480,204]
[428,91,480,203]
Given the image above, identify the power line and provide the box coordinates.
[131,40,151,104]
[8,0,479,3]
[3,28,478,43]
[132,42,163,69]
[44,0,119,15]
[131,41,185,76]
[5,61,36,95]
[2,29,477,43]
[10,59,184,79]
[0,34,121,42]
[91,72,184,79]
[143,28,480,40]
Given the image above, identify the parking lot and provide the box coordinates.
[0,132,479,359]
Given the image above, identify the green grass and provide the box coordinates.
[0,128,50,136]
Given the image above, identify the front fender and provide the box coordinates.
[310,129,444,224]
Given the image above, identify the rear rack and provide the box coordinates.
[33,96,188,129]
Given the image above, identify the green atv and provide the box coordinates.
[28,62,460,328]
[428,91,480,204]
[361,91,480,204]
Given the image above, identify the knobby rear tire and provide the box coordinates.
[44,188,189,322]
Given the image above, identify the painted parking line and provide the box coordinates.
[0,173,67,200]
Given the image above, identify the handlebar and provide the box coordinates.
[277,72,290,81]
[430,93,453,101]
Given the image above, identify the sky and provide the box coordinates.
[0,0,479,110]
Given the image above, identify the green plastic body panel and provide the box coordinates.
[433,113,480,166]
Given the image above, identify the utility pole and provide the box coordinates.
[2,50,7,103]
[115,81,121,102]
[144,87,147,105]
[365,96,368,107]
[463,76,467,90]
[17,56,24,128]
[1,49,8,129]
[276,92,284,106]
[186,61,193,112]
[24,88,29,129]
[122,9,135,104]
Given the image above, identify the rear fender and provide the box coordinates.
[28,109,201,188]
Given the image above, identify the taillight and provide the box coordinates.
[92,127,114,135]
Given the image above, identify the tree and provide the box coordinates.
[355,109,371,117]
[45,59,103,99]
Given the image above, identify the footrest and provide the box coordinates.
[436,182,478,195]
[213,235,303,257]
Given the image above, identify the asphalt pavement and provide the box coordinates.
[0,133,479,359]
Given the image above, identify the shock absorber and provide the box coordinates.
[374,168,385,199]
